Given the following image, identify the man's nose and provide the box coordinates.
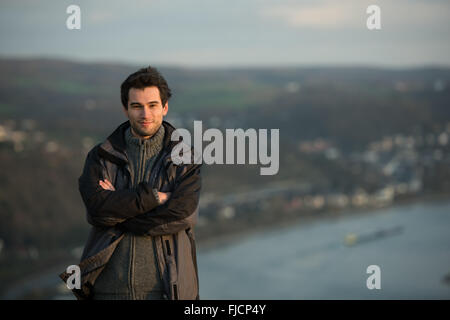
[141,106,152,118]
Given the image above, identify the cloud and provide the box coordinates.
[260,1,362,29]
[87,11,116,24]
[259,0,450,30]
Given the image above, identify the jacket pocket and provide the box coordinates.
[165,239,172,256]
[162,235,178,299]
[167,237,179,300]
[186,228,199,294]
[172,284,179,300]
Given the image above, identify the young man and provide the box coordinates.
[60,66,202,300]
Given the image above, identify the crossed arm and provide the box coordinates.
[99,179,171,205]
[79,146,202,236]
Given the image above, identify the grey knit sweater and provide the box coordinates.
[93,125,165,300]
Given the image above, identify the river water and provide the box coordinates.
[197,199,450,299]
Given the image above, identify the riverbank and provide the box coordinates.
[196,192,450,252]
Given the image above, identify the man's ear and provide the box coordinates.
[162,102,169,116]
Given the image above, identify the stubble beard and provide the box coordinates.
[131,121,160,139]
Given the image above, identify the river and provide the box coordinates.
[197,199,450,299]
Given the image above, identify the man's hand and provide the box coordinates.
[157,192,171,205]
[99,179,115,191]
[99,179,171,205]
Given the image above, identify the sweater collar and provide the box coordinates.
[124,124,165,158]
[98,120,177,166]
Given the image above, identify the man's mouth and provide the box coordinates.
[140,121,153,126]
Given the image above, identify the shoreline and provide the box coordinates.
[196,192,450,252]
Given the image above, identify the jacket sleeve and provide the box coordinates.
[79,145,160,228]
[117,163,202,235]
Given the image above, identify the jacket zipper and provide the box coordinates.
[139,140,146,184]
[130,140,146,299]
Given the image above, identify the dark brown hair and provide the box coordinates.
[120,66,172,109]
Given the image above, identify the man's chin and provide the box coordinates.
[132,126,157,138]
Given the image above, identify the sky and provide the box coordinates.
[0,0,449,68]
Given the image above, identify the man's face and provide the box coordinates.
[123,86,168,139]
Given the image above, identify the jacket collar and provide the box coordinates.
[98,120,178,166]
